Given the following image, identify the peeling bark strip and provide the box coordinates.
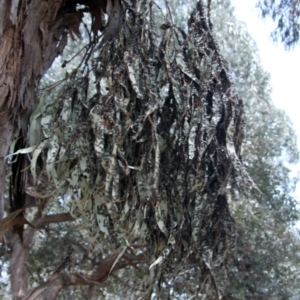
[27,1,253,297]
[0,0,67,114]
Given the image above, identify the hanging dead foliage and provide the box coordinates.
[25,0,256,297]
[1,0,108,236]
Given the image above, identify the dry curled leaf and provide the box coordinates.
[27,0,251,297]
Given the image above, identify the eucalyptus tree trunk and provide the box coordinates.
[0,0,69,218]
[0,1,71,294]
[0,0,103,298]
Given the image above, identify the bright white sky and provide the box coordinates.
[231,0,300,202]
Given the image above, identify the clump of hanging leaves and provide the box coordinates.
[28,0,255,297]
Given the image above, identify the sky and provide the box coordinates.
[231,0,300,135]
[231,0,300,202]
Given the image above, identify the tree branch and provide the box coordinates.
[34,213,75,228]
[22,248,148,300]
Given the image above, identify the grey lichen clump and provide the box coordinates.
[29,0,254,297]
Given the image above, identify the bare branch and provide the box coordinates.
[34,213,75,228]
[23,248,148,300]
